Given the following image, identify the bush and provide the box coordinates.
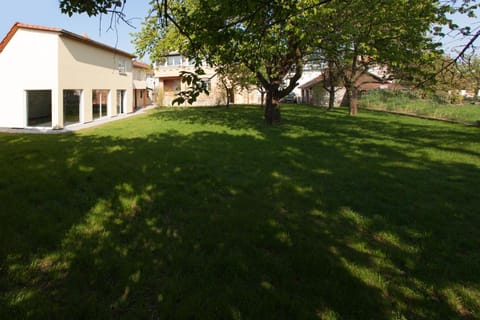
[359,88,480,123]
[450,94,464,105]
[154,88,165,107]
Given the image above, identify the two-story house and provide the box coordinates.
[154,53,261,106]
[133,60,153,110]
[0,22,136,129]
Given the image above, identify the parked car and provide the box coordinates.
[281,92,297,103]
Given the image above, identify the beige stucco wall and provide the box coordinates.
[133,66,149,108]
[232,87,262,105]
[58,35,133,126]
[0,28,135,129]
[133,67,147,89]
[0,29,59,128]
[155,66,261,106]
[155,65,219,106]
[311,83,346,107]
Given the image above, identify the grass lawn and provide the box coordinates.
[1,105,479,319]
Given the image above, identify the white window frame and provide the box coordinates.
[118,58,126,74]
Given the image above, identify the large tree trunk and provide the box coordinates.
[225,87,230,108]
[220,78,230,108]
[264,89,281,125]
[328,84,335,110]
[323,76,336,110]
[327,60,335,110]
[347,47,360,116]
[349,85,358,115]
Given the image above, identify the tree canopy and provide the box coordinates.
[134,0,334,124]
[315,0,450,114]
[59,0,475,123]
[60,0,125,17]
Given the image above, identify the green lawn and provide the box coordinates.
[1,105,479,319]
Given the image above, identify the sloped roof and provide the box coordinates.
[133,60,151,69]
[0,22,135,58]
[298,71,399,91]
[298,75,324,89]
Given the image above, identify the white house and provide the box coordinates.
[0,22,136,129]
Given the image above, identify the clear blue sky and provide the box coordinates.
[1,1,478,61]
[0,0,151,61]
[442,11,479,56]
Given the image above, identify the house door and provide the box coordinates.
[227,88,235,104]
[134,89,138,109]
[117,90,125,114]
[27,90,52,127]
[92,89,109,119]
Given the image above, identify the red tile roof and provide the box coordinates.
[133,61,151,69]
[0,22,135,58]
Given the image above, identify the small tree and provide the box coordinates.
[321,60,343,109]
[316,0,449,115]
[459,53,480,97]
[216,64,258,107]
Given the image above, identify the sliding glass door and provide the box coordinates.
[92,89,109,119]
[27,90,51,127]
[63,90,81,125]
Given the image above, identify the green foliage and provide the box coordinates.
[59,0,475,120]
[133,19,185,64]
[172,69,210,105]
[317,0,448,114]
[133,0,328,123]
[406,53,472,101]
[458,53,480,94]
[360,89,480,123]
[216,64,259,106]
[59,0,124,16]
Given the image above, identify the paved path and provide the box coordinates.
[0,105,156,134]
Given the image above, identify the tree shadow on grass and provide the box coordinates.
[151,105,268,134]
[0,106,479,319]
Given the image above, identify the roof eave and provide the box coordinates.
[1,22,135,59]
[59,31,135,58]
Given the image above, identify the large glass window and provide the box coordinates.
[164,79,181,93]
[27,90,51,127]
[166,55,182,66]
[202,79,211,92]
[63,90,81,125]
[92,89,109,119]
[134,69,144,81]
[117,90,125,114]
[118,58,126,74]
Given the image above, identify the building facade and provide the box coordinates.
[299,71,402,107]
[0,23,135,129]
[133,61,152,110]
[154,53,262,106]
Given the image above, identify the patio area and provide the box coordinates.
[0,105,155,134]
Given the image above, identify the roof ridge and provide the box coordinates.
[0,22,135,58]
[133,60,151,69]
